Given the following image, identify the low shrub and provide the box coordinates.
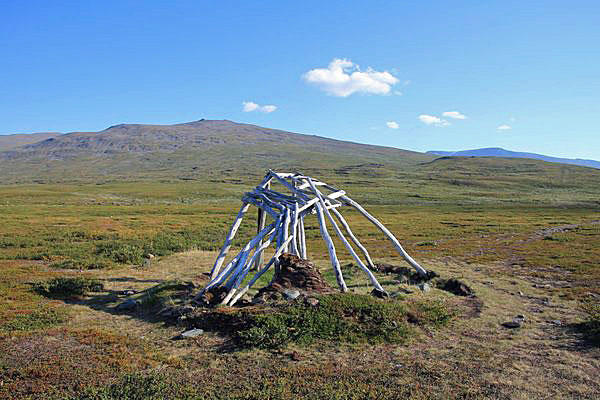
[96,241,146,265]
[1,306,69,331]
[33,276,104,298]
[195,293,454,350]
[581,299,600,337]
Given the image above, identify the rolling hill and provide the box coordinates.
[0,132,61,151]
[1,120,599,207]
[0,119,432,184]
[427,147,600,169]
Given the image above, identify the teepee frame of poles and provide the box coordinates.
[196,170,427,306]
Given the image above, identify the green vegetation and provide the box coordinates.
[581,300,600,338]
[233,294,451,349]
[0,305,68,331]
[34,276,104,298]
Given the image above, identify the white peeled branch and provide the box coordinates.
[308,178,384,292]
[341,195,428,277]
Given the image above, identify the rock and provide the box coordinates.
[159,306,176,317]
[502,315,525,329]
[121,289,137,296]
[283,289,301,300]
[179,305,196,315]
[178,328,204,339]
[438,279,474,297]
[418,283,431,292]
[371,288,390,298]
[502,320,522,329]
[518,291,524,296]
[305,297,319,307]
[549,320,562,325]
[116,298,139,311]
[542,298,551,306]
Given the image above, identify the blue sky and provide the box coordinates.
[1,1,599,159]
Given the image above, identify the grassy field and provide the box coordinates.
[1,167,599,399]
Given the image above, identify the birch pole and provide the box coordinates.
[341,195,428,277]
[298,214,307,259]
[290,203,299,256]
[210,202,250,279]
[228,235,294,306]
[254,181,270,270]
[198,220,277,298]
[330,207,376,270]
[314,202,347,292]
[308,179,385,293]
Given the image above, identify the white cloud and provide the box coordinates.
[242,101,259,112]
[242,101,277,113]
[497,124,512,131]
[386,121,399,129]
[302,58,399,97]
[442,111,467,120]
[418,114,450,127]
[260,105,277,113]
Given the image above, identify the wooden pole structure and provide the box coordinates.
[198,171,428,302]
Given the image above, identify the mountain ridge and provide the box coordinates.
[427,147,600,169]
[0,119,433,184]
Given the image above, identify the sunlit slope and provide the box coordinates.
[0,120,432,184]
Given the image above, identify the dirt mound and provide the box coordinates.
[254,253,334,302]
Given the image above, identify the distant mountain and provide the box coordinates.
[427,147,600,169]
[0,132,61,151]
[0,119,432,183]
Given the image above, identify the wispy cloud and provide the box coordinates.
[386,121,399,129]
[303,58,399,97]
[442,111,467,120]
[418,114,450,127]
[497,124,512,131]
[242,101,277,113]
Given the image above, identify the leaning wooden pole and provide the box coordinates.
[210,202,250,279]
[308,178,385,293]
[341,195,428,277]
[314,201,347,292]
[228,235,294,306]
[254,181,270,270]
[330,207,376,270]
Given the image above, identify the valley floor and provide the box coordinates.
[0,184,599,399]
